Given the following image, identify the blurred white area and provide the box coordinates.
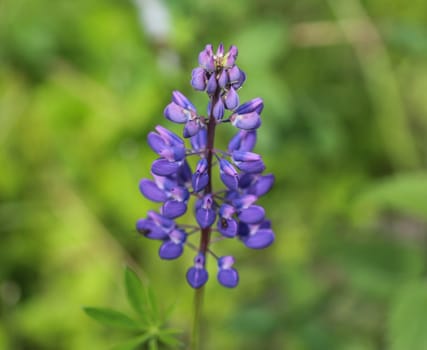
[134,0,171,42]
[134,0,181,71]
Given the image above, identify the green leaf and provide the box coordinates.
[124,266,148,319]
[388,282,427,350]
[83,307,141,330]
[146,284,159,323]
[158,332,183,348]
[111,334,152,350]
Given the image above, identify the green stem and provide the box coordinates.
[148,338,158,350]
[191,287,204,350]
[191,76,221,350]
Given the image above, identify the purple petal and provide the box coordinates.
[228,131,242,152]
[169,186,189,202]
[229,67,246,89]
[159,241,183,259]
[147,132,166,154]
[243,229,275,249]
[250,174,275,197]
[159,145,185,162]
[224,45,238,67]
[183,119,200,138]
[238,205,265,224]
[147,211,175,230]
[224,87,239,110]
[195,158,208,173]
[232,194,257,209]
[169,228,187,244]
[190,127,207,152]
[151,158,181,176]
[191,67,207,91]
[206,73,217,96]
[198,44,215,72]
[196,207,216,228]
[217,268,239,288]
[219,203,236,218]
[218,70,228,88]
[155,125,184,146]
[231,111,261,130]
[220,173,239,191]
[192,172,209,192]
[232,151,261,162]
[136,219,168,240]
[139,179,167,202]
[213,98,224,120]
[260,220,271,229]
[186,266,208,289]
[162,200,187,219]
[172,90,196,111]
[236,159,265,174]
[216,43,224,57]
[218,256,235,269]
[217,217,237,237]
[164,102,188,123]
[220,159,238,176]
[237,221,250,238]
[228,130,256,152]
[172,146,186,162]
[238,173,254,189]
[235,98,264,115]
[177,160,192,186]
[192,159,209,191]
[228,65,242,83]
[235,69,246,88]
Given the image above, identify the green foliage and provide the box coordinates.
[353,173,427,222]
[388,282,427,350]
[83,308,141,330]
[84,267,182,350]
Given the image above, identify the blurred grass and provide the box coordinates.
[1,0,427,349]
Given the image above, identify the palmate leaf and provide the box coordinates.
[83,307,142,330]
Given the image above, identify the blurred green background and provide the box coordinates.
[1,0,427,349]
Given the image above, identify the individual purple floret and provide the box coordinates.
[137,43,275,288]
[217,256,239,288]
[186,253,208,289]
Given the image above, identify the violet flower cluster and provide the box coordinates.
[136,44,275,289]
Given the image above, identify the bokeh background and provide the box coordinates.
[1,0,427,349]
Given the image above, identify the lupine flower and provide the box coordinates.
[217,256,239,288]
[187,253,209,288]
[137,43,275,288]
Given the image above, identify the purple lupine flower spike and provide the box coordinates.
[137,43,275,288]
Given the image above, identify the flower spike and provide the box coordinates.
[137,43,275,288]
